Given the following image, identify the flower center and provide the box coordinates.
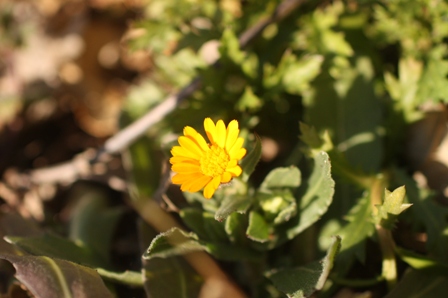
[200,144,230,177]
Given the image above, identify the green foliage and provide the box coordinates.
[266,236,341,298]
[4,0,448,296]
[374,186,412,230]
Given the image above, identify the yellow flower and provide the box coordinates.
[170,118,246,199]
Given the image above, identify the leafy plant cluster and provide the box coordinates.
[2,0,448,297]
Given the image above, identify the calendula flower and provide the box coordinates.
[170,118,246,199]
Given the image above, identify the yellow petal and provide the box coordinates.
[178,136,203,159]
[234,148,247,160]
[204,118,217,144]
[215,120,226,148]
[187,175,212,192]
[171,146,197,159]
[226,165,242,177]
[228,138,245,159]
[172,162,201,173]
[203,176,221,199]
[227,159,238,167]
[184,126,209,152]
[172,173,197,185]
[225,120,239,150]
[170,156,196,164]
[221,172,232,183]
[181,174,210,192]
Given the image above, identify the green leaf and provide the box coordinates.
[304,57,383,173]
[417,46,448,103]
[385,267,448,298]
[240,135,262,182]
[180,209,228,242]
[282,54,324,95]
[214,194,252,222]
[0,253,112,298]
[143,256,202,298]
[143,227,261,261]
[392,169,448,262]
[374,186,412,229]
[225,212,248,244]
[246,211,271,243]
[285,152,335,239]
[96,268,143,287]
[144,228,204,260]
[69,192,124,264]
[299,122,334,157]
[384,57,423,122]
[126,138,162,200]
[258,191,297,225]
[396,247,442,270]
[219,29,245,64]
[236,86,262,112]
[260,166,301,190]
[4,233,106,269]
[139,221,202,298]
[336,194,374,267]
[267,235,341,298]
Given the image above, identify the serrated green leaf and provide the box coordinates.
[246,211,271,243]
[375,186,412,229]
[240,135,262,182]
[417,46,448,103]
[236,86,262,112]
[214,194,252,222]
[284,152,335,239]
[219,29,245,64]
[143,227,261,262]
[138,220,202,298]
[260,166,301,190]
[267,235,341,298]
[384,57,423,122]
[143,228,204,260]
[282,54,324,94]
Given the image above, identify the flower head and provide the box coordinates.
[170,118,246,199]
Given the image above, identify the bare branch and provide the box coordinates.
[10,0,306,187]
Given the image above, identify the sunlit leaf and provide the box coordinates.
[96,268,143,287]
[374,186,412,229]
[284,152,334,239]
